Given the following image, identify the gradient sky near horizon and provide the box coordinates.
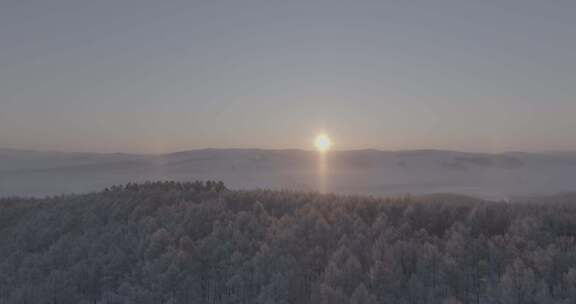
[1,0,576,153]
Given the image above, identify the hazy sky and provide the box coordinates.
[1,0,576,153]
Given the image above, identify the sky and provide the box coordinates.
[1,0,576,153]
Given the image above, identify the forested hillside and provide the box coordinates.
[2,182,576,304]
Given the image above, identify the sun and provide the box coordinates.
[314,134,333,152]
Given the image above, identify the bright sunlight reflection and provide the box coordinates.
[314,134,333,152]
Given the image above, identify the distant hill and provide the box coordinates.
[2,148,576,198]
[2,182,576,303]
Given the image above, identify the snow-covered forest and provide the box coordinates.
[2,181,576,303]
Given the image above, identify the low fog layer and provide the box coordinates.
[1,148,576,199]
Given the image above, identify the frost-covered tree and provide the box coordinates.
[1,181,576,303]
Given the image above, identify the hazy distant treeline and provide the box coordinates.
[1,181,576,303]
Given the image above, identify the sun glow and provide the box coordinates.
[314,134,333,152]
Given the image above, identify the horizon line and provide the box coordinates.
[2,146,574,156]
